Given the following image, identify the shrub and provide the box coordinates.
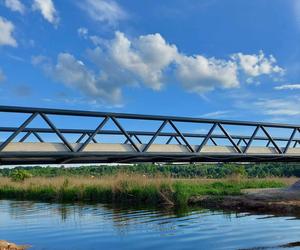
[10,169,31,182]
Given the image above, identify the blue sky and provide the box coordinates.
[0,0,300,123]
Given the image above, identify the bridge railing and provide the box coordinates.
[0,105,300,156]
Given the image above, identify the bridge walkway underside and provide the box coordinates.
[1,142,300,165]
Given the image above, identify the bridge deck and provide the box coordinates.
[1,142,300,165]
[3,142,300,154]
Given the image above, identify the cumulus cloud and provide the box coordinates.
[109,32,178,90]
[86,32,240,92]
[34,31,284,105]
[176,55,239,93]
[4,0,25,14]
[255,98,300,116]
[0,16,17,47]
[33,53,122,104]
[274,84,300,90]
[78,0,127,26]
[232,51,284,79]
[32,0,59,25]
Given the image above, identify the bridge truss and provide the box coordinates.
[0,105,300,165]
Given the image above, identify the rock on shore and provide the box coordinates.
[0,240,29,250]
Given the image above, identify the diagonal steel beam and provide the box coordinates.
[242,139,248,145]
[284,128,297,153]
[297,129,300,148]
[218,123,242,153]
[143,120,168,152]
[19,131,31,142]
[174,136,182,145]
[210,137,218,146]
[0,112,38,152]
[197,123,217,153]
[76,133,86,143]
[168,120,194,152]
[124,135,132,144]
[33,132,44,142]
[87,133,98,143]
[166,136,173,144]
[238,138,248,146]
[77,116,109,152]
[243,125,260,153]
[111,116,140,152]
[133,135,142,144]
[40,112,74,152]
[293,128,300,148]
[260,125,282,154]
[124,134,141,144]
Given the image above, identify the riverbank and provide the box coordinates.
[190,185,300,216]
[0,175,294,207]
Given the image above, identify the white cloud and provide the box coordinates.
[0,68,6,82]
[232,51,284,78]
[274,84,300,90]
[201,110,231,118]
[78,0,127,26]
[4,0,25,14]
[77,27,108,46]
[176,55,239,93]
[33,53,122,105]
[255,98,300,116]
[78,27,88,39]
[32,0,59,25]
[34,31,285,105]
[109,32,178,90]
[87,32,239,92]
[106,32,282,93]
[89,35,107,46]
[0,16,17,47]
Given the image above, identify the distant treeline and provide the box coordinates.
[1,163,300,178]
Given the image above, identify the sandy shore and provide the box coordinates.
[189,181,300,216]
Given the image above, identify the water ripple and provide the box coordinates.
[1,200,300,250]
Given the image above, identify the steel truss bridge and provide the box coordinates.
[0,105,300,165]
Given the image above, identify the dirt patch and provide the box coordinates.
[189,181,300,216]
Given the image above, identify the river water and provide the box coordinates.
[0,200,300,250]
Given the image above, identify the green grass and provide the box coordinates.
[0,176,289,207]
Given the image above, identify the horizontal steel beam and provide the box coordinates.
[0,127,299,143]
[1,105,299,128]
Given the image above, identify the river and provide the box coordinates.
[0,200,300,250]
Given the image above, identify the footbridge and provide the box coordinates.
[0,105,300,165]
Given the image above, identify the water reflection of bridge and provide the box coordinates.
[0,105,300,165]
